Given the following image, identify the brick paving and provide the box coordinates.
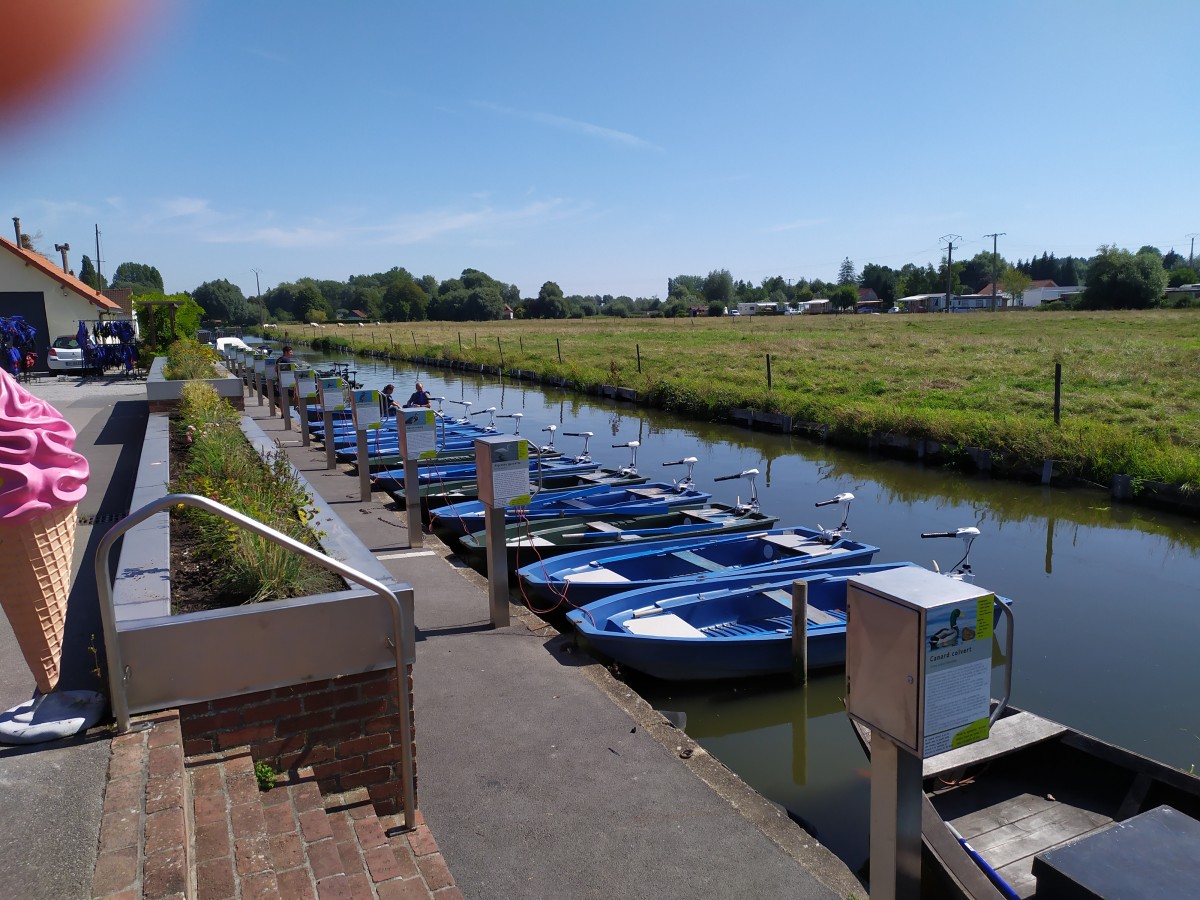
[91,711,457,899]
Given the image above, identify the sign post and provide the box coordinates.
[396,407,438,548]
[846,567,1012,900]
[295,372,317,446]
[278,363,297,431]
[473,435,531,628]
[319,377,345,470]
[351,389,382,501]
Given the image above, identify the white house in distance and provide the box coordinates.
[976,279,1083,307]
[0,230,128,372]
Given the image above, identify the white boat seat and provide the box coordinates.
[564,568,629,584]
[623,613,705,638]
[586,521,622,533]
[761,533,837,556]
[763,589,842,626]
[626,487,668,498]
[671,550,725,572]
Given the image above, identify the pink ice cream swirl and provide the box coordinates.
[0,370,90,525]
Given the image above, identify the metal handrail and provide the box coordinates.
[94,492,417,828]
[989,600,1016,729]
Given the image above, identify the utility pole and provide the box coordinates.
[983,232,1006,312]
[1187,233,1198,270]
[252,268,264,327]
[95,224,103,284]
[940,234,961,313]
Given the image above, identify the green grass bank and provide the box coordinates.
[280,309,1200,492]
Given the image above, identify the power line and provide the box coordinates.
[940,234,961,312]
[983,232,1006,311]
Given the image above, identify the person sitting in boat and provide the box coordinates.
[380,384,397,416]
[406,381,431,408]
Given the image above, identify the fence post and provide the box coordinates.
[557,338,562,363]
[497,336,504,368]
[458,332,462,351]
[411,331,417,352]
[636,343,642,373]
[1054,363,1062,425]
[767,353,773,390]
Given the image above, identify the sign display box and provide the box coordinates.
[474,435,531,507]
[398,407,438,460]
[278,362,296,388]
[319,377,346,411]
[253,358,266,375]
[295,374,317,399]
[352,389,382,429]
[845,567,996,758]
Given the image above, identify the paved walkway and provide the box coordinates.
[0,375,866,899]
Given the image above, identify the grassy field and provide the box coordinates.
[278,309,1200,489]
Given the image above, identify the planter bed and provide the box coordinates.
[145,356,245,413]
[111,409,414,715]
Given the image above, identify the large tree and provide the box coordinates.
[525,281,570,319]
[829,283,858,311]
[999,266,1033,305]
[192,278,252,325]
[134,292,203,347]
[859,263,897,303]
[110,261,164,295]
[1081,245,1167,310]
[78,254,106,290]
[837,258,857,285]
[702,269,734,305]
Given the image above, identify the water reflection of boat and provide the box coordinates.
[851,705,1200,899]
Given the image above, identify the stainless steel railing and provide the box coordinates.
[94,493,417,828]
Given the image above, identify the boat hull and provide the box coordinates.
[517,525,880,607]
[565,563,913,681]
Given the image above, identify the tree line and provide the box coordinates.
[85,242,1200,330]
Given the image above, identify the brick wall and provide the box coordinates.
[179,666,416,816]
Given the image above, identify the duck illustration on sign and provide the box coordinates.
[928,607,962,650]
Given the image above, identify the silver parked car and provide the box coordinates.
[47,335,86,372]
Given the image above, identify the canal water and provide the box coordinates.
[301,347,1200,874]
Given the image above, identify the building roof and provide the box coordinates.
[974,283,1012,297]
[857,287,878,302]
[1030,279,1058,288]
[0,235,123,311]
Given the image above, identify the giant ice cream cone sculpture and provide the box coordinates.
[0,369,89,693]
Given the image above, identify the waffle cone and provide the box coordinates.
[0,506,78,693]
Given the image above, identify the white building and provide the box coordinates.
[1,232,127,372]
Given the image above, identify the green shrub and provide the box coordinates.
[174,383,334,604]
[163,339,219,380]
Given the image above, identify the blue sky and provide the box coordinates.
[4,1,1198,301]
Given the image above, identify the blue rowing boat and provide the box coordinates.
[517,522,879,607]
[565,562,917,680]
[429,482,713,540]
[564,527,1005,681]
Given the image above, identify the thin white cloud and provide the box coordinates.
[245,46,288,64]
[765,217,832,233]
[169,197,581,249]
[474,101,664,152]
[157,197,212,218]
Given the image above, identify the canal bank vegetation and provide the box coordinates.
[271,309,1200,492]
